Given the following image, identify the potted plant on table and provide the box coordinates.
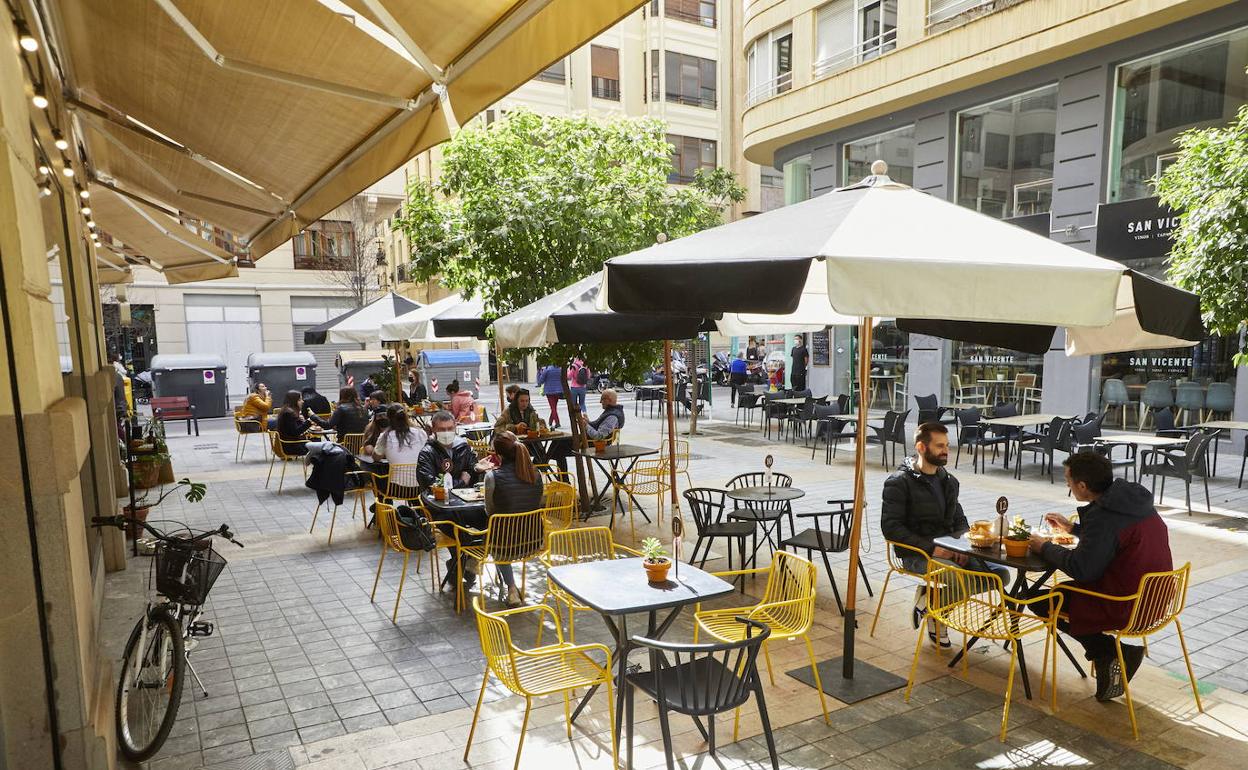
[640,537,672,583]
[1003,516,1031,558]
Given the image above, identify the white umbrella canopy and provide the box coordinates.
[380,293,469,343]
[601,174,1204,353]
[304,293,422,345]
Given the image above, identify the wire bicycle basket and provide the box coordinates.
[154,542,226,606]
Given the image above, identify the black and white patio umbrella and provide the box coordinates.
[430,295,492,340]
[302,292,422,345]
[600,167,1205,700]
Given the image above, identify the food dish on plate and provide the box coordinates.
[1050,533,1076,545]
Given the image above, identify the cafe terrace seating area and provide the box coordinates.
[100,386,1248,770]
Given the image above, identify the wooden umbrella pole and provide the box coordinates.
[495,339,506,411]
[393,342,403,403]
[561,365,593,511]
[842,316,874,680]
[663,340,678,504]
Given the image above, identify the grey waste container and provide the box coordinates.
[418,349,482,399]
[247,352,318,400]
[149,354,229,418]
[336,351,388,396]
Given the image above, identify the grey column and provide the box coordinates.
[907,334,949,421]
[1041,330,1095,416]
[1234,362,1248,459]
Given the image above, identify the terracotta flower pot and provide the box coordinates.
[1003,538,1030,558]
[644,558,672,583]
[123,505,150,540]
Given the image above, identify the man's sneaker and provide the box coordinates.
[1094,656,1124,701]
[1122,644,1146,683]
[505,586,523,608]
[913,586,927,629]
[928,616,951,649]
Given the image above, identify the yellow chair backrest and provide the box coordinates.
[885,540,935,579]
[472,597,522,693]
[627,457,669,494]
[951,374,964,392]
[485,509,546,565]
[373,502,406,552]
[536,463,574,486]
[469,436,492,456]
[609,428,621,445]
[661,439,690,472]
[546,526,618,566]
[927,563,1009,634]
[386,463,422,499]
[1122,564,1190,637]
[340,433,365,455]
[271,433,302,459]
[542,482,577,532]
[759,551,818,635]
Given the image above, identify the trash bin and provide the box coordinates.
[149,354,229,418]
[418,349,482,399]
[336,350,388,395]
[247,352,318,400]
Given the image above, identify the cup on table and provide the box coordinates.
[594,439,607,454]
[432,485,446,501]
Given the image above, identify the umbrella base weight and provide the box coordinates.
[786,658,907,704]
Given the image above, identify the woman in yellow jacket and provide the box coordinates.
[237,383,273,431]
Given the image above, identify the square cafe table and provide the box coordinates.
[1192,421,1248,479]
[548,557,735,737]
[932,535,1087,699]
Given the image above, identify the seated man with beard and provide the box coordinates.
[881,422,1009,647]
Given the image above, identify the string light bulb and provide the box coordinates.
[18,22,38,52]
[81,206,91,216]
[32,91,49,110]
[86,220,96,229]
[39,184,52,197]
[61,163,74,178]
[79,189,89,199]
[53,130,69,151]
[38,163,50,175]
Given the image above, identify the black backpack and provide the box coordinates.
[575,366,590,386]
[394,505,437,551]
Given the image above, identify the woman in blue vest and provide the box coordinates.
[481,431,545,607]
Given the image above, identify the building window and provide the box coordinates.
[746,25,792,106]
[663,0,717,27]
[783,154,812,205]
[843,124,914,185]
[534,58,566,84]
[1109,26,1248,202]
[814,0,896,79]
[668,134,717,183]
[179,215,252,266]
[760,166,784,212]
[650,50,660,101]
[665,51,717,108]
[591,45,621,101]
[955,84,1057,219]
[293,220,355,270]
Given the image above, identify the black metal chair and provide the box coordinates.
[787,397,818,444]
[1070,417,1135,481]
[625,618,778,770]
[779,499,874,615]
[1239,438,1246,489]
[761,390,794,440]
[836,393,850,413]
[726,472,792,567]
[1013,416,1073,482]
[734,384,761,427]
[914,393,955,427]
[1140,432,1216,513]
[954,407,1006,473]
[811,404,855,464]
[866,409,910,469]
[681,379,712,419]
[673,381,689,418]
[683,488,752,589]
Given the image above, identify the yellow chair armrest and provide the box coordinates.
[1055,582,1138,602]
[751,596,811,616]
[614,545,643,557]
[496,604,565,643]
[516,641,612,668]
[1012,591,1065,611]
[709,566,770,579]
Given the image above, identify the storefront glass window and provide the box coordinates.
[1099,336,1238,409]
[955,85,1057,218]
[784,154,812,205]
[1109,26,1248,202]
[843,124,914,185]
[951,341,1045,404]
[866,320,909,408]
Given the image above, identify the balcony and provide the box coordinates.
[745,71,792,107]
[926,0,1028,34]
[592,76,621,101]
[813,29,898,80]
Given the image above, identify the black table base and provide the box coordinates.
[788,658,907,704]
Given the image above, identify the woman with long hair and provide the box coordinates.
[373,404,428,464]
[311,385,370,440]
[275,389,315,455]
[482,431,544,606]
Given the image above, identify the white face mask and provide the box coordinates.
[436,431,457,447]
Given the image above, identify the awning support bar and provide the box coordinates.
[359,0,446,82]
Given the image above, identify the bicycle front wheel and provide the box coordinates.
[115,609,185,761]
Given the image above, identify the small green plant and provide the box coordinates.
[136,478,208,508]
[1006,516,1031,541]
[640,537,669,564]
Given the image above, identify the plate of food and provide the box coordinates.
[1049,532,1076,545]
[452,488,485,503]
[966,520,997,549]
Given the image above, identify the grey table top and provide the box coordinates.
[932,534,1057,574]
[571,444,658,461]
[547,557,735,615]
[726,485,805,503]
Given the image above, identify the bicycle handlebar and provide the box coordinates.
[91,516,244,548]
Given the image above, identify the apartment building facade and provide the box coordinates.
[739,0,1248,430]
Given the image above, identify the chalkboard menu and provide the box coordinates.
[812,328,830,366]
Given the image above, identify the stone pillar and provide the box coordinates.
[1041,329,1095,416]
[907,333,949,414]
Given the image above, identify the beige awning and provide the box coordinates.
[51,0,644,260]
[90,184,238,284]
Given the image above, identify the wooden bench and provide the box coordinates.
[151,396,199,436]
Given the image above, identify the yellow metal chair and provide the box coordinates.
[468,435,492,458]
[465,595,616,770]
[870,540,936,637]
[453,508,547,613]
[232,411,264,462]
[904,563,1062,741]
[660,438,693,490]
[377,462,422,503]
[616,456,670,540]
[266,434,308,492]
[542,480,578,534]
[1056,563,1203,739]
[540,527,640,642]
[369,503,430,622]
[694,550,829,736]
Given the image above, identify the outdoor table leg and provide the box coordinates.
[606,456,652,523]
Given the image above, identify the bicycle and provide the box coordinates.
[91,515,243,762]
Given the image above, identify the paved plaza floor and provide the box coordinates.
[103,391,1248,769]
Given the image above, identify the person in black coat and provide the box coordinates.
[274,390,315,456]
[880,421,1007,646]
[416,411,481,490]
[301,386,332,417]
[403,372,429,406]
[310,386,370,441]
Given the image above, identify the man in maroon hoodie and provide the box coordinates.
[1029,451,1172,702]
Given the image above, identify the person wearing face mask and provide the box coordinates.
[417,411,481,490]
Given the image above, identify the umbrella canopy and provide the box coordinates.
[303,293,421,345]
[380,293,470,343]
[432,295,492,340]
[601,176,1204,353]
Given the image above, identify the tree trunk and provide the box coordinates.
[561,367,593,511]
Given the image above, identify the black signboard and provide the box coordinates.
[1005,212,1050,237]
[812,328,830,366]
[1096,196,1179,262]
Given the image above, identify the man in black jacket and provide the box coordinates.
[881,421,1007,646]
[301,386,332,416]
[417,411,481,490]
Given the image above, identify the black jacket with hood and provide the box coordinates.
[417,437,480,490]
[880,457,968,558]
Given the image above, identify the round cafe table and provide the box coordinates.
[726,485,805,567]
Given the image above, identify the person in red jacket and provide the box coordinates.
[1029,451,1172,702]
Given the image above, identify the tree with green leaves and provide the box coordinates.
[391,110,743,382]
[1155,101,1248,364]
